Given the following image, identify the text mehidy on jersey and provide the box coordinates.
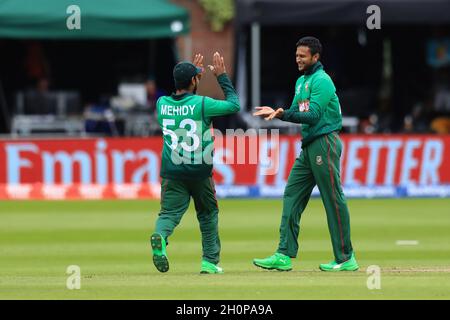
[160,104,196,116]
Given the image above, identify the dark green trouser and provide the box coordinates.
[277,132,354,263]
[154,177,220,264]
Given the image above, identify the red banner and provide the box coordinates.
[0,135,449,199]
[214,134,450,186]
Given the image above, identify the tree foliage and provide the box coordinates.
[198,0,235,32]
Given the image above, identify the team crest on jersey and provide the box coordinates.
[316,155,323,165]
[298,100,310,112]
[305,82,309,90]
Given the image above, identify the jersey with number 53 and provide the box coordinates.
[156,74,240,180]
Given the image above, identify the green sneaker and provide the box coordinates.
[200,260,224,274]
[150,233,169,273]
[319,253,359,271]
[253,252,292,271]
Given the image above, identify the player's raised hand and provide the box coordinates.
[208,52,226,77]
[193,53,205,79]
[193,53,204,70]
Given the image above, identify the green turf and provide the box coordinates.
[0,198,449,299]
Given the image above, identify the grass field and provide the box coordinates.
[0,198,449,300]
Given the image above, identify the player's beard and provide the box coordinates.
[300,60,312,72]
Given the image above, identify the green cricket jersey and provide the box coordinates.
[157,74,240,180]
[281,61,342,147]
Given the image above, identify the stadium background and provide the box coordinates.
[0,0,449,300]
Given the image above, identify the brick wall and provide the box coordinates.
[171,0,235,99]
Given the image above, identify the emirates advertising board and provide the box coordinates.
[0,134,449,200]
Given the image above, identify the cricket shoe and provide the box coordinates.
[151,233,169,273]
[319,253,359,272]
[253,252,292,271]
[200,260,224,274]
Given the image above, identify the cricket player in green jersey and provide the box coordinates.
[150,52,240,274]
[253,36,359,272]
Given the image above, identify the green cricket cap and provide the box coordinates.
[173,62,202,87]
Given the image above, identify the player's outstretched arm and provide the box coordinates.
[203,52,240,118]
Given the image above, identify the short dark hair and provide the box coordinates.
[296,36,322,56]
